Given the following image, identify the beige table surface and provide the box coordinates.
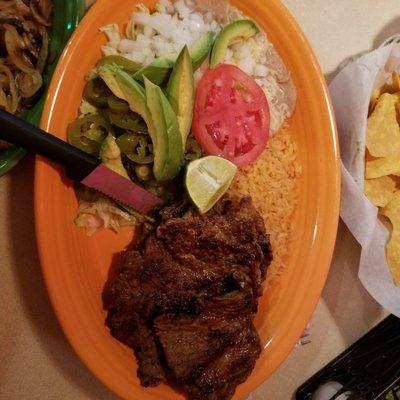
[1,1,397,399]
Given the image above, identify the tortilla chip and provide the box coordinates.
[365,154,400,179]
[395,101,400,125]
[381,191,400,285]
[369,88,381,115]
[389,174,400,184]
[393,72,400,92]
[379,213,392,231]
[379,73,400,95]
[366,93,400,158]
[365,176,396,207]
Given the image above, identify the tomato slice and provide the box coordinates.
[192,64,270,167]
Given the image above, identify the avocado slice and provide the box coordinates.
[166,45,194,150]
[190,32,214,70]
[159,94,184,180]
[100,134,130,179]
[133,32,214,85]
[210,20,259,67]
[97,55,141,73]
[111,68,148,117]
[98,65,127,100]
[133,57,175,86]
[144,77,183,181]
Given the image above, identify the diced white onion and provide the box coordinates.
[99,0,293,133]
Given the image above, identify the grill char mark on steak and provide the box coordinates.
[104,196,272,399]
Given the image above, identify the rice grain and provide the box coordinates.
[229,126,301,286]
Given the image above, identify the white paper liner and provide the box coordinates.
[330,43,400,317]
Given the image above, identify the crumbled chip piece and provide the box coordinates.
[365,176,396,207]
[380,191,400,286]
[367,93,400,158]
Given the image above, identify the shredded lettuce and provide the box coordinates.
[125,18,136,40]
[101,45,119,56]
[79,100,97,115]
[137,3,150,14]
[99,24,121,49]
[75,196,139,236]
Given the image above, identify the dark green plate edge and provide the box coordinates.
[0,0,85,177]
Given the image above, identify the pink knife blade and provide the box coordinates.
[82,164,161,213]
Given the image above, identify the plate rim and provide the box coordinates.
[35,0,341,398]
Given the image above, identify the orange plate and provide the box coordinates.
[35,0,340,398]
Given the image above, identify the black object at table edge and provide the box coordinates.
[296,315,400,400]
[0,109,98,182]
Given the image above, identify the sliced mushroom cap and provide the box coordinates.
[0,0,52,116]
[0,85,8,107]
[30,0,52,27]
[4,23,36,73]
[0,14,20,25]
[15,0,30,15]
[15,68,42,98]
[20,20,46,64]
[0,0,28,24]
[0,63,21,113]
[36,24,48,72]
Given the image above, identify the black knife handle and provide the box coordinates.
[0,109,99,181]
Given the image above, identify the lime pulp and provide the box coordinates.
[185,155,237,214]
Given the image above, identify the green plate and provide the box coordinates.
[0,0,85,177]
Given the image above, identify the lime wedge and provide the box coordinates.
[185,156,237,214]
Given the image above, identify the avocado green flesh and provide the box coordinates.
[145,78,183,181]
[159,92,183,180]
[133,58,175,86]
[210,20,259,67]
[143,78,168,180]
[134,32,214,85]
[112,69,147,113]
[97,55,141,73]
[100,134,130,179]
[190,32,214,70]
[167,45,194,151]
[98,66,127,100]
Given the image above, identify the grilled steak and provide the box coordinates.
[103,196,272,399]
